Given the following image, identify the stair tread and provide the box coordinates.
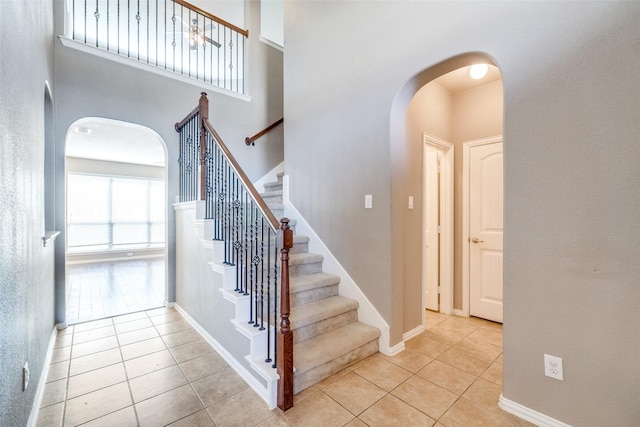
[294,322,381,375]
[261,190,283,196]
[290,295,358,329]
[289,252,323,265]
[290,272,339,294]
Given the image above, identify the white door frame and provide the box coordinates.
[422,133,454,320]
[462,135,503,317]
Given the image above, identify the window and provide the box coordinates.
[67,174,164,252]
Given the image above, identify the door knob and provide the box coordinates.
[471,237,484,243]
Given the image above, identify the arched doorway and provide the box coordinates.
[63,117,168,324]
[390,53,504,336]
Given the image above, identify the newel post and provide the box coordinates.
[277,218,294,411]
[198,92,209,201]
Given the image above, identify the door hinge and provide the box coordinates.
[437,285,441,294]
[437,165,441,173]
[437,226,441,234]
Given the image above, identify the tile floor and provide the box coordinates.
[65,259,165,325]
[37,308,534,426]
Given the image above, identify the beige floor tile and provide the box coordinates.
[54,333,73,349]
[293,385,319,404]
[40,378,67,408]
[438,397,507,427]
[191,367,249,407]
[73,325,116,345]
[47,360,69,383]
[145,307,176,317]
[255,413,293,427]
[112,310,149,324]
[71,335,119,358]
[117,326,159,346]
[135,384,204,426]
[462,378,502,410]
[314,367,352,389]
[405,334,452,359]
[495,353,504,364]
[378,349,434,373]
[433,318,480,336]
[64,382,132,426]
[120,337,167,360]
[73,318,114,333]
[155,319,192,335]
[468,326,503,348]
[437,347,492,376]
[391,375,458,420]
[416,359,476,395]
[124,349,176,379]
[352,355,412,392]
[424,311,449,329]
[114,317,154,334]
[69,347,122,376]
[359,394,435,427]
[282,390,354,427]
[207,388,275,427]
[80,406,138,427]
[67,363,126,399]
[453,336,502,362]
[129,364,189,403]
[51,346,71,364]
[480,360,503,385]
[150,310,183,325]
[161,328,202,348]
[179,351,228,382]
[422,328,467,347]
[168,409,214,426]
[322,372,386,415]
[169,339,213,363]
[345,418,369,427]
[36,402,64,427]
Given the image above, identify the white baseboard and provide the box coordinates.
[453,308,466,317]
[281,175,392,355]
[174,304,276,409]
[403,324,425,342]
[27,327,58,427]
[499,394,572,427]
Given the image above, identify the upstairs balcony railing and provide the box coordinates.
[66,0,248,94]
[175,93,294,410]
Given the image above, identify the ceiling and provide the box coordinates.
[434,64,502,93]
[66,118,166,166]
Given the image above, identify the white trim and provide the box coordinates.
[499,395,572,427]
[282,175,392,355]
[403,324,425,342]
[462,135,503,318]
[58,37,252,103]
[385,340,406,357]
[252,161,284,193]
[453,308,467,317]
[174,304,276,408]
[26,327,58,427]
[259,36,284,52]
[422,134,454,318]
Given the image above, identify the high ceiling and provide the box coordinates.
[66,117,166,166]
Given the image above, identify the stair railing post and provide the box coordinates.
[277,218,294,411]
[198,92,209,201]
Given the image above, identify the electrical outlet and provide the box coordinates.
[408,196,414,209]
[365,194,373,209]
[23,362,30,391]
[544,354,563,381]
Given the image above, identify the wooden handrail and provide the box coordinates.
[245,118,284,146]
[174,104,199,131]
[277,218,294,411]
[202,112,280,232]
[174,0,249,38]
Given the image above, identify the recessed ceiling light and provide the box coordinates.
[469,64,489,80]
[74,126,92,135]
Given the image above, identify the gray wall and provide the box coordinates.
[0,2,56,426]
[53,0,283,321]
[284,1,639,425]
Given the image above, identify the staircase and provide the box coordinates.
[261,173,381,394]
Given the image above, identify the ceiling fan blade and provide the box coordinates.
[203,35,221,48]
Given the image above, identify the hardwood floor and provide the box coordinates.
[66,258,165,325]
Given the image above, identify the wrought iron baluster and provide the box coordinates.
[258,217,265,331]
[265,228,272,363]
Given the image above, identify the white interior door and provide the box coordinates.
[469,140,503,323]
[424,150,439,311]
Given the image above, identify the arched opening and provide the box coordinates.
[63,117,168,324]
[390,52,504,338]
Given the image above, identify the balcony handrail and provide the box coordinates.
[174,0,249,37]
[245,118,284,146]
